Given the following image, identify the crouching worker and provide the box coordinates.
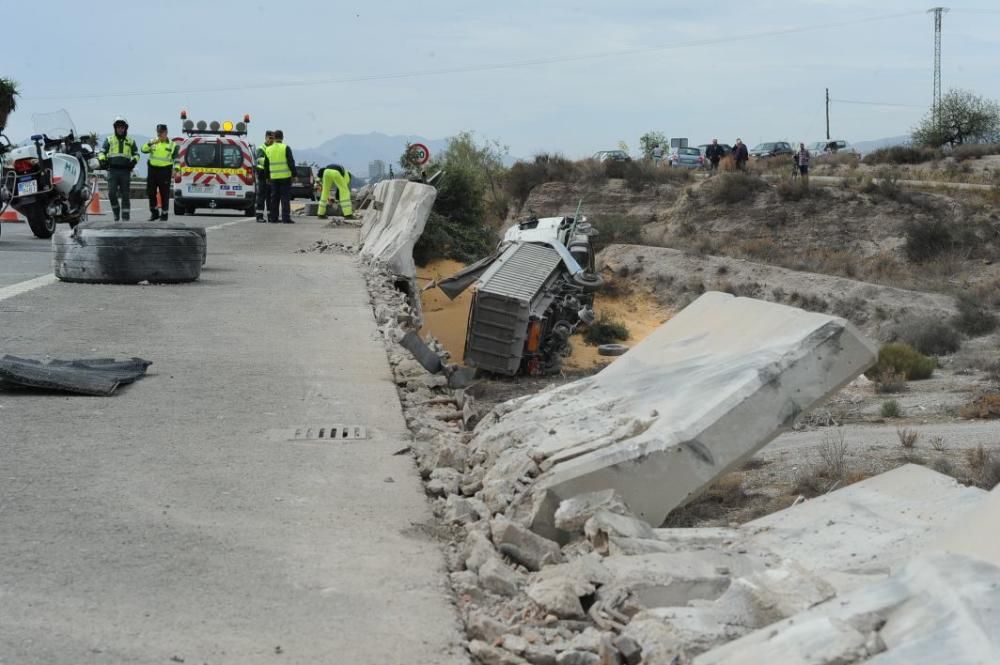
[317,164,353,219]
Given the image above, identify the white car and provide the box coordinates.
[808,139,859,158]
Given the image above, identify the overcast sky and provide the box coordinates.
[6,0,1000,157]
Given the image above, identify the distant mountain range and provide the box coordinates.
[295,132,451,177]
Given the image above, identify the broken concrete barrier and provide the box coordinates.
[359,180,436,279]
[470,292,877,536]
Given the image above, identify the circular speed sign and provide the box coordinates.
[408,143,431,166]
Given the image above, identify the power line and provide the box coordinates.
[24,9,928,102]
[830,98,926,109]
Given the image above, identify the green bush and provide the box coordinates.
[584,313,630,346]
[862,145,942,165]
[706,173,767,204]
[868,342,937,381]
[505,153,578,206]
[776,179,810,202]
[903,218,956,262]
[897,316,962,356]
[412,212,495,266]
[592,214,644,251]
[952,295,999,336]
[881,400,902,418]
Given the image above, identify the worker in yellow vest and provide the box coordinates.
[317,164,353,219]
[263,129,296,224]
[141,123,179,221]
[97,116,139,221]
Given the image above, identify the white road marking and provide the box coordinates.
[206,217,254,232]
[0,274,58,302]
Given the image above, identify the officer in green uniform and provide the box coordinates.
[141,123,179,221]
[263,129,295,224]
[255,130,274,222]
[98,116,139,221]
[317,164,353,219]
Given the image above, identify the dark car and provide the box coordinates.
[749,142,794,159]
[291,165,315,200]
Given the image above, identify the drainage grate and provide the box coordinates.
[289,425,368,441]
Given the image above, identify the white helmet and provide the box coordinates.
[113,116,128,128]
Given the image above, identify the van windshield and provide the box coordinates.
[186,143,217,167]
[184,142,246,168]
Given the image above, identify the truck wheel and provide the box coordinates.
[572,271,604,292]
[54,228,203,284]
[24,205,56,239]
[597,344,628,357]
[174,203,186,216]
[79,221,207,266]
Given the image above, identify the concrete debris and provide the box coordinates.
[296,239,356,254]
[470,292,877,537]
[358,199,997,665]
[359,179,436,280]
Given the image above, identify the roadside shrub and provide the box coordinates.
[584,312,630,346]
[814,152,860,167]
[881,399,902,418]
[862,145,942,165]
[953,143,1000,162]
[965,444,1000,490]
[902,218,955,262]
[875,369,907,394]
[775,179,810,202]
[592,214,644,251]
[896,316,962,356]
[706,173,767,205]
[505,153,578,206]
[868,342,936,381]
[413,212,496,266]
[952,295,999,336]
[896,427,919,450]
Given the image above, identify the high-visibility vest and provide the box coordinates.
[265,142,291,180]
[256,145,269,171]
[99,135,138,169]
[142,140,177,168]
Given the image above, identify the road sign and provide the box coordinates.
[408,143,431,166]
[670,138,688,148]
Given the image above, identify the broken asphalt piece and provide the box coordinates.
[0,355,152,396]
[399,330,444,374]
[469,292,877,536]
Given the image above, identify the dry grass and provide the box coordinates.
[896,427,919,450]
[959,394,1000,419]
[793,430,851,497]
[965,445,1000,490]
[880,399,902,417]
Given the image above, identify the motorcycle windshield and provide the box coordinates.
[32,110,76,140]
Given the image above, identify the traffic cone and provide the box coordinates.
[88,182,103,214]
[0,207,22,223]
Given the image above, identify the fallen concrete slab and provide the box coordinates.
[932,484,1000,566]
[470,292,877,535]
[693,551,1000,665]
[746,463,987,593]
[359,180,435,279]
[359,179,406,247]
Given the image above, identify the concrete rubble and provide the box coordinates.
[345,201,1000,664]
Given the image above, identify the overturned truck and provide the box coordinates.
[436,215,604,376]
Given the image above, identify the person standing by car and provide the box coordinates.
[651,144,664,167]
[797,143,811,186]
[732,138,749,171]
[98,116,139,221]
[705,139,725,172]
[141,123,178,221]
[316,164,353,219]
[263,129,295,224]
[254,130,273,222]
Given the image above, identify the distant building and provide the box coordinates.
[368,159,387,183]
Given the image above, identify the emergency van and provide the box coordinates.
[173,111,256,216]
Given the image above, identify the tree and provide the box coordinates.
[435,131,510,220]
[912,89,1000,148]
[639,131,667,160]
[0,78,20,132]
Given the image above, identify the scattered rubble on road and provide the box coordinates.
[0,355,152,396]
[327,182,1000,664]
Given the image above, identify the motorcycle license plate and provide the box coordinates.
[17,180,38,195]
[187,185,212,194]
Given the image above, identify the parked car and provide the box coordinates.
[807,139,859,158]
[291,165,315,200]
[749,142,793,159]
[592,150,631,162]
[667,146,704,168]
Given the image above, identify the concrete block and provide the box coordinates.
[491,516,564,571]
[359,181,436,279]
[359,178,407,246]
[471,292,877,530]
[693,552,1000,665]
[479,557,523,597]
[526,577,588,619]
[553,489,630,533]
[932,484,1000,566]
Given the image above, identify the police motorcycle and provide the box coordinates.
[2,110,99,238]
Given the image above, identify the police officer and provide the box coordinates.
[316,164,353,219]
[255,130,274,222]
[141,123,178,221]
[98,116,139,221]
[263,129,295,224]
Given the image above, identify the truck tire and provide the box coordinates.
[174,203,186,216]
[597,343,628,357]
[78,221,207,265]
[572,271,604,293]
[24,204,56,239]
[53,228,203,284]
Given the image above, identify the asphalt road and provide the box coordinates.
[0,217,465,664]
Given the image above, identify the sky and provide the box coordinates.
[6,0,1000,158]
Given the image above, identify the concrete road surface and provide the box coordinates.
[0,218,465,664]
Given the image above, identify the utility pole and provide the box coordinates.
[928,7,949,126]
[825,88,830,140]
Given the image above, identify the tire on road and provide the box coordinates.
[24,203,56,239]
[597,343,628,357]
[78,221,207,265]
[53,228,204,284]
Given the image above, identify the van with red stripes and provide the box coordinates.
[173,112,256,216]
